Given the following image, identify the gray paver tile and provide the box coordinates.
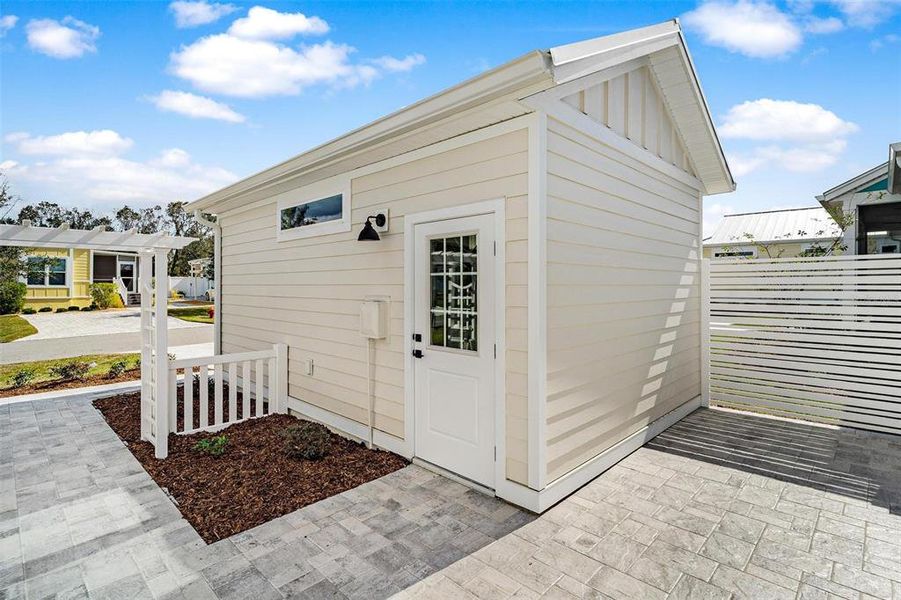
[699,532,754,569]
[668,575,730,600]
[710,564,796,600]
[587,565,666,600]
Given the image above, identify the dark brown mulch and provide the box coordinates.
[93,390,408,543]
[0,370,140,398]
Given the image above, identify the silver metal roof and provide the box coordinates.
[704,206,841,246]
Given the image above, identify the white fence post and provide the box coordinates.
[275,343,288,413]
[154,249,169,459]
[139,252,152,441]
[700,258,711,408]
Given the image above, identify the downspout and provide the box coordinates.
[193,210,221,355]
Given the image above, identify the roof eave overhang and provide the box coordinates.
[818,161,889,205]
[889,142,901,195]
[188,51,554,212]
[549,20,735,196]
[704,235,838,247]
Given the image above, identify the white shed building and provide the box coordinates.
[187,20,734,512]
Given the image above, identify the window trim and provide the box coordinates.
[275,181,351,242]
[23,255,69,288]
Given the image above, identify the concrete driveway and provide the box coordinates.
[1,309,212,364]
[20,308,202,340]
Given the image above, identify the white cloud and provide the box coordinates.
[7,129,133,157]
[0,14,18,36]
[227,6,328,40]
[721,99,857,177]
[4,131,236,205]
[26,16,99,59]
[870,33,900,51]
[370,53,426,73]
[169,0,237,28]
[682,0,803,58]
[149,90,245,123]
[804,16,844,33]
[170,20,424,98]
[703,201,736,237]
[719,98,858,143]
[829,0,901,27]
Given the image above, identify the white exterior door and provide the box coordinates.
[413,214,495,487]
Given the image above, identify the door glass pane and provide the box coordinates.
[462,234,477,273]
[427,233,478,352]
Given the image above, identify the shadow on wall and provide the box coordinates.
[647,407,901,516]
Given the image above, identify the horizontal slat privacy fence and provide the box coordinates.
[705,254,901,434]
[166,344,287,438]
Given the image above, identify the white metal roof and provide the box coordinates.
[0,224,196,252]
[704,207,841,246]
[189,20,732,213]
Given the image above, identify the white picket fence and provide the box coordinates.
[139,341,287,459]
[704,254,901,435]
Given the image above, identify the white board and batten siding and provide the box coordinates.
[544,82,704,483]
[217,128,532,485]
[708,254,901,435]
[560,65,696,178]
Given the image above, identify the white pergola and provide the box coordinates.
[1,223,197,456]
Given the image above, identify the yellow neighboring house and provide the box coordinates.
[23,247,140,310]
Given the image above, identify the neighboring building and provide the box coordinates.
[818,142,901,255]
[703,206,842,259]
[187,21,734,511]
[17,238,143,310]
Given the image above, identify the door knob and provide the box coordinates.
[412,349,424,359]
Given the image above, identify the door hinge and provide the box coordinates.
[494,446,497,461]
[493,240,497,256]
[494,343,497,359]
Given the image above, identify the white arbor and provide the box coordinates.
[0,223,196,457]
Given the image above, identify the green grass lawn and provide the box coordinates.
[0,315,38,343]
[168,305,214,324]
[0,353,141,388]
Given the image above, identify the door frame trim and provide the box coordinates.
[404,198,507,491]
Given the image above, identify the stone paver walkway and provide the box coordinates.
[402,408,901,599]
[3,393,901,599]
[0,391,530,600]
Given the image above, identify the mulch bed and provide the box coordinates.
[0,370,140,398]
[93,389,408,543]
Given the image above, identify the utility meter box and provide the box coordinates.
[360,299,388,339]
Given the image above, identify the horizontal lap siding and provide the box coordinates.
[218,128,530,484]
[545,116,702,483]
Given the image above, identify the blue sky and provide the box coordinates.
[1,0,899,233]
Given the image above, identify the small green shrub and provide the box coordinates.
[38,306,53,313]
[55,307,68,313]
[67,305,80,311]
[0,281,27,315]
[11,368,36,388]
[282,421,331,460]
[107,360,128,379]
[90,283,119,310]
[193,435,228,456]
[49,361,91,381]
[22,308,36,315]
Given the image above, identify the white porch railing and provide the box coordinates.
[166,344,287,438]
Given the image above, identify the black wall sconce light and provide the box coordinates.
[358,213,387,241]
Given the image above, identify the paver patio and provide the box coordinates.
[3,393,901,599]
